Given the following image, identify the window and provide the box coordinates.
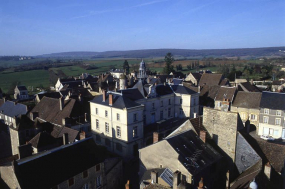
[116,143,122,152]
[274,130,279,136]
[180,99,182,104]
[116,126,121,138]
[96,164,101,172]
[250,114,256,121]
[105,138,111,147]
[95,108,98,115]
[263,116,269,124]
[96,119,99,129]
[179,108,183,115]
[133,126,138,138]
[105,122,109,133]
[96,176,102,188]
[168,108,171,117]
[160,111,163,120]
[269,128,274,135]
[276,110,281,116]
[161,101,163,107]
[83,170,88,178]
[82,183,89,189]
[264,109,269,114]
[275,118,281,125]
[152,103,155,109]
[133,113,137,122]
[68,177,74,187]
[105,110,108,117]
[117,113,120,120]
[169,99,171,105]
[217,102,221,107]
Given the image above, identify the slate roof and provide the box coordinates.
[198,73,223,86]
[182,82,199,93]
[232,91,262,109]
[155,85,173,96]
[15,138,111,189]
[37,92,62,101]
[239,82,261,92]
[215,86,236,101]
[119,88,145,101]
[166,130,222,175]
[171,85,197,95]
[30,97,81,125]
[260,91,285,110]
[90,93,142,109]
[0,101,27,117]
[172,79,183,85]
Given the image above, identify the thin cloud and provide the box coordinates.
[71,0,168,20]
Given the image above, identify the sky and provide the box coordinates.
[0,0,285,56]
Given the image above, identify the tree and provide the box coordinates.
[123,60,129,75]
[163,53,174,74]
[176,64,182,71]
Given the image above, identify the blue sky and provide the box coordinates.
[0,0,285,56]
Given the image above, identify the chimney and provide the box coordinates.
[200,130,206,143]
[198,86,201,93]
[63,133,69,145]
[30,112,38,121]
[80,131,86,140]
[151,171,158,184]
[198,177,204,189]
[173,171,181,189]
[226,171,230,189]
[264,162,271,180]
[59,97,64,110]
[153,132,159,143]
[194,113,197,118]
[102,90,106,102]
[109,93,113,106]
[125,180,130,189]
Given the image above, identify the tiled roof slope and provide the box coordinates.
[215,87,236,101]
[239,82,261,92]
[171,85,197,95]
[260,91,285,110]
[199,73,223,86]
[29,132,58,148]
[232,91,262,109]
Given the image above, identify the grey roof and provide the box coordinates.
[171,85,197,95]
[166,130,221,175]
[172,79,183,85]
[155,85,173,96]
[0,101,27,117]
[90,93,142,109]
[17,86,28,91]
[260,91,285,110]
[232,91,262,109]
[119,88,145,100]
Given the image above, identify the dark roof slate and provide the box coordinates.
[232,91,262,109]
[239,82,261,92]
[0,101,27,117]
[17,86,28,91]
[171,85,197,95]
[260,91,285,110]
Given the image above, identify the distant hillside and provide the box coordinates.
[37,47,285,59]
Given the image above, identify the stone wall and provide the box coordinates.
[0,163,20,189]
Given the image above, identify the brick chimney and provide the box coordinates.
[153,132,159,143]
[80,131,85,140]
[173,170,181,189]
[264,162,271,180]
[109,93,113,106]
[151,171,158,184]
[125,180,130,189]
[200,130,206,143]
[198,177,204,189]
[102,90,106,102]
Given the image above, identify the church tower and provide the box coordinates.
[138,59,147,80]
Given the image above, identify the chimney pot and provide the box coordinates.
[125,180,130,189]
[80,131,86,140]
[109,94,113,106]
[153,132,159,143]
[198,177,204,188]
[102,90,106,102]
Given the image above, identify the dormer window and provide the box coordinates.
[264,109,269,114]
[276,110,281,116]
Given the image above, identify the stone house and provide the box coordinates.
[214,86,236,111]
[231,91,262,130]
[0,138,123,189]
[258,91,285,139]
[185,73,202,86]
[90,84,199,159]
[0,100,28,126]
[14,86,29,100]
[139,129,222,188]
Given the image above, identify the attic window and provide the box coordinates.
[68,177,74,187]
